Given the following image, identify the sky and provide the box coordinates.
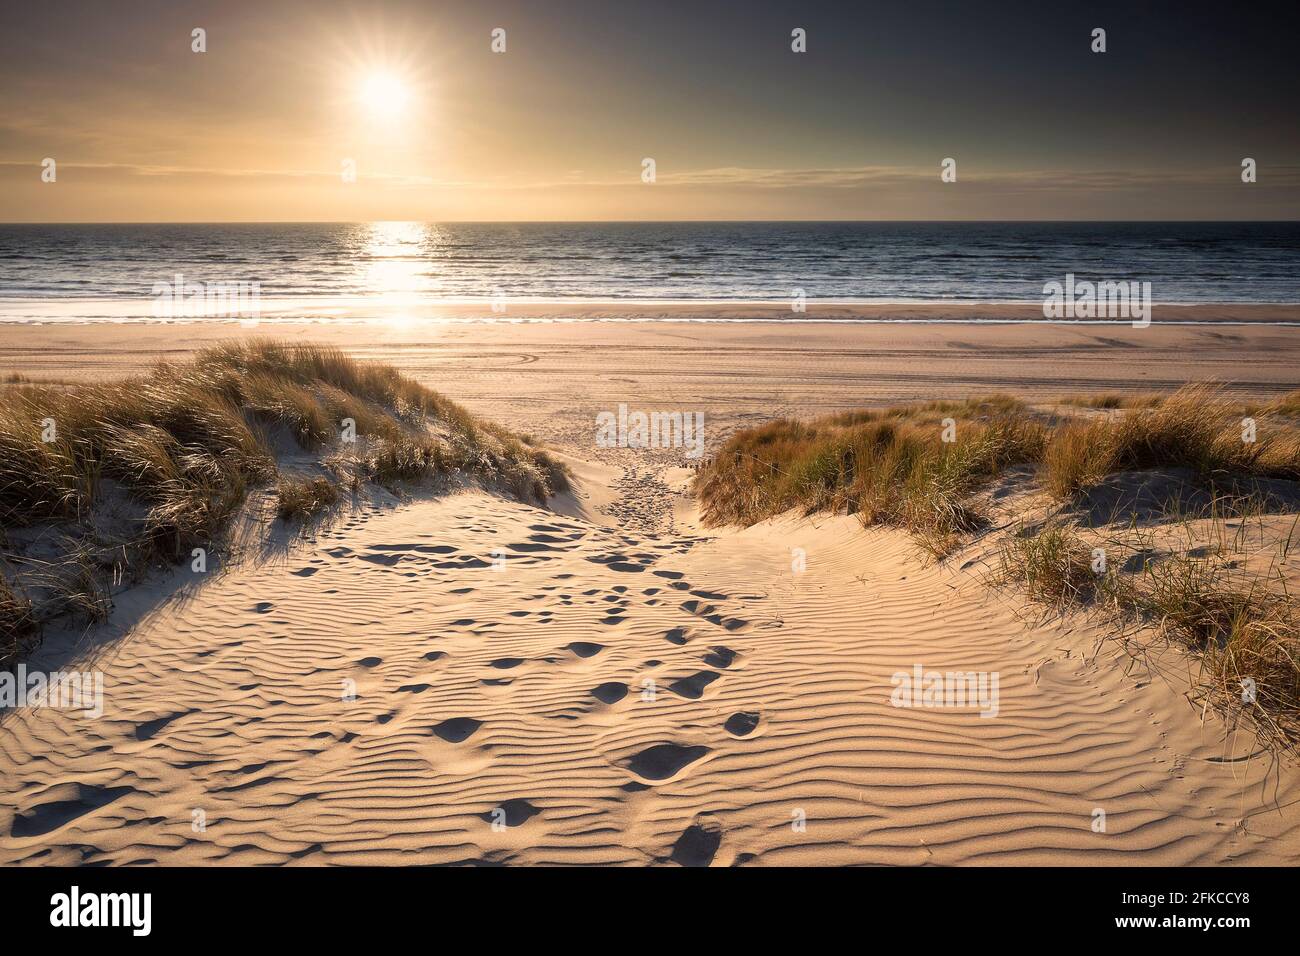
[1,0,1297,221]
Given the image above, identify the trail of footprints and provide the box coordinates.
[1,499,767,864]
[296,506,764,864]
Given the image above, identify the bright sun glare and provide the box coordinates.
[358,71,409,119]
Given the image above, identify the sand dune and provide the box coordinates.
[4,458,1299,865]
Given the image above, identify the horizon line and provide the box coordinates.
[3,219,1299,226]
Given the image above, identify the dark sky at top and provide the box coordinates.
[1,0,1296,220]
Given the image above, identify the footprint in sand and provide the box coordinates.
[669,815,723,867]
[590,682,628,704]
[480,799,540,828]
[724,712,762,737]
[624,743,710,782]
[701,646,738,668]
[431,717,483,743]
[667,671,721,700]
[587,554,647,573]
[680,599,751,633]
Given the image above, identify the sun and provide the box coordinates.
[357,71,410,119]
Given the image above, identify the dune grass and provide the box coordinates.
[1042,384,1300,498]
[1263,388,1300,419]
[1142,559,1299,745]
[997,525,1102,607]
[697,396,1047,556]
[0,341,568,667]
[275,475,341,521]
[1059,392,1164,410]
[998,524,1300,747]
[700,384,1300,553]
[0,571,38,665]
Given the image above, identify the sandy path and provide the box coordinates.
[3,461,1298,866]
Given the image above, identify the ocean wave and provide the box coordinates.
[1,222,1298,303]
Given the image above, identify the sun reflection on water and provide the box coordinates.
[360,221,431,303]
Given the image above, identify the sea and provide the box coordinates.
[0,221,1297,322]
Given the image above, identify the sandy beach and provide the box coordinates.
[4,303,1300,450]
[3,309,1300,866]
